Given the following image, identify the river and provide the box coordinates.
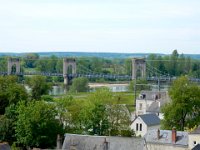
[49,83,129,95]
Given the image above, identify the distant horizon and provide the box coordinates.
[0,51,200,55]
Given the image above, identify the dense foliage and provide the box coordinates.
[161,76,200,131]
[15,101,62,148]
[0,76,27,114]
[69,77,89,92]
[25,76,52,100]
[0,76,134,149]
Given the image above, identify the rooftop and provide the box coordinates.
[137,90,168,101]
[146,101,160,113]
[138,114,160,126]
[62,134,144,150]
[190,126,200,134]
[145,129,188,147]
[192,144,200,150]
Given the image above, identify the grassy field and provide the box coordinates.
[61,91,137,112]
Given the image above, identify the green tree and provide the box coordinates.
[0,76,28,114]
[69,77,89,93]
[0,56,7,72]
[23,53,39,68]
[170,50,179,76]
[15,101,62,149]
[124,58,132,75]
[26,76,51,100]
[83,88,132,136]
[161,76,200,131]
[47,55,58,73]
[0,104,18,143]
[107,104,132,136]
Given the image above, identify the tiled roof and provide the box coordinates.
[139,114,160,126]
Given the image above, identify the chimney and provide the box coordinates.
[103,138,109,150]
[172,127,177,144]
[56,134,62,149]
[157,129,160,139]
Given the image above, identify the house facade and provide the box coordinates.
[131,114,160,137]
[135,90,169,119]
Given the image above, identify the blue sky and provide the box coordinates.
[0,0,200,54]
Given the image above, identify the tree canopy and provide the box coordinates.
[161,76,200,131]
[26,76,52,100]
[0,76,28,114]
[15,101,62,148]
[69,77,89,93]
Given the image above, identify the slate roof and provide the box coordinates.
[192,144,200,150]
[146,101,160,113]
[190,126,200,134]
[139,114,160,126]
[145,129,188,147]
[137,90,168,101]
[62,134,144,150]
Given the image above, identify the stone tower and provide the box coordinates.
[7,58,21,75]
[63,58,76,85]
[132,58,146,79]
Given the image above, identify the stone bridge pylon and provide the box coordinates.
[63,58,76,85]
[7,58,21,75]
[132,58,146,80]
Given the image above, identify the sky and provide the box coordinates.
[0,0,200,54]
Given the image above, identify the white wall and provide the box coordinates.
[148,125,160,131]
[136,99,154,116]
[131,117,147,137]
[188,134,200,149]
[131,117,160,137]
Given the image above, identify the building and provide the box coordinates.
[62,134,144,150]
[188,126,200,150]
[145,129,188,150]
[131,114,160,137]
[135,90,169,119]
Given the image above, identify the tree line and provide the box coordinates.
[0,50,200,81]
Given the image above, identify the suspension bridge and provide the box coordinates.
[1,57,200,84]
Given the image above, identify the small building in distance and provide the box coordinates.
[145,128,188,150]
[135,90,169,119]
[131,113,160,137]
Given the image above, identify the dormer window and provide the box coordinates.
[140,94,146,99]
[152,94,158,100]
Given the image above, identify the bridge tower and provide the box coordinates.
[63,58,76,85]
[132,58,146,79]
[7,58,21,75]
